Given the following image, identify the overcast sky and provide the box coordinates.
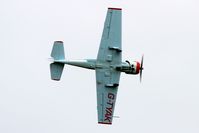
[1,0,199,133]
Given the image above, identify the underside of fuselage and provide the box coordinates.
[54,59,140,75]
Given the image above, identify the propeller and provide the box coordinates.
[140,55,144,82]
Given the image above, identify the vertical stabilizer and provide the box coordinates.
[51,41,65,60]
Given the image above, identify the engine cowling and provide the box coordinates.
[123,61,140,74]
[118,55,144,82]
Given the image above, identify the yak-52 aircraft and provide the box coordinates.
[49,8,144,125]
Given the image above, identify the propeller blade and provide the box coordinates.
[140,70,142,82]
[140,55,144,82]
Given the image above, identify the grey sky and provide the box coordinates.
[0,0,199,133]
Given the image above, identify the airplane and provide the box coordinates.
[49,7,144,125]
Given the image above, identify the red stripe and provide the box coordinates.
[98,122,112,125]
[108,7,122,10]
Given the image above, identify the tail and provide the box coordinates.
[50,41,65,81]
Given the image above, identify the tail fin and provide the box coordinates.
[50,63,64,81]
[51,41,65,60]
[50,41,65,81]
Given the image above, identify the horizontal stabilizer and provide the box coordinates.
[50,63,64,81]
[51,41,65,60]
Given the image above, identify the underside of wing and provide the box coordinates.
[95,7,122,125]
[97,8,122,64]
[96,69,120,125]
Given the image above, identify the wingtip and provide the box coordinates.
[108,7,122,10]
[51,78,61,81]
[98,122,112,125]
[54,41,63,43]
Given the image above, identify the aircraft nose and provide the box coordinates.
[136,62,141,74]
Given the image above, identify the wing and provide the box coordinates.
[96,69,120,124]
[96,8,122,125]
[97,8,122,63]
